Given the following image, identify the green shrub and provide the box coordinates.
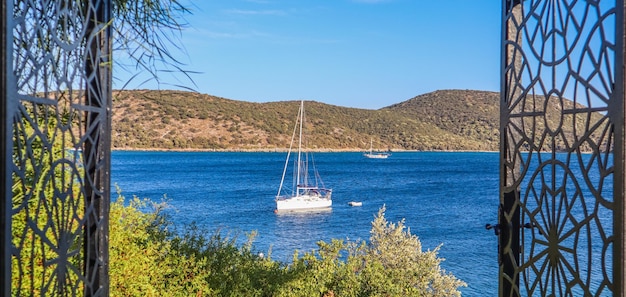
[109,189,283,296]
[108,198,466,297]
[275,206,466,297]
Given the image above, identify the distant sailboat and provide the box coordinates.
[275,101,332,211]
[363,138,390,159]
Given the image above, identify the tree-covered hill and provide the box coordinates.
[384,90,500,150]
[112,89,605,151]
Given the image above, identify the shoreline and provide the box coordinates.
[111,147,499,153]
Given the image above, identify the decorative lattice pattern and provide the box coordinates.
[11,0,111,296]
[502,1,617,296]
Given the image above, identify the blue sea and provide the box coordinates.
[111,151,501,296]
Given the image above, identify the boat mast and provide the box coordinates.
[296,100,304,191]
[277,101,300,198]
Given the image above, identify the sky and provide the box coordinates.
[114,1,503,110]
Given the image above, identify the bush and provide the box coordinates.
[109,189,281,296]
[108,198,465,296]
[274,206,466,297]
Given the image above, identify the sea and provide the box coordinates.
[110,151,503,296]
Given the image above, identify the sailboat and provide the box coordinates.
[275,100,332,211]
[363,138,391,159]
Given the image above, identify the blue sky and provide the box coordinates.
[115,1,503,109]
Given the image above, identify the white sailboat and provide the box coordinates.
[275,100,332,211]
[363,138,390,159]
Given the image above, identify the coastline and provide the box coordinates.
[111,147,499,153]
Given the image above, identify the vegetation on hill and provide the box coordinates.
[388,90,608,152]
[385,90,500,151]
[112,89,496,151]
[113,89,606,152]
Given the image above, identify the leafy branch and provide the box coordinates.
[112,0,198,90]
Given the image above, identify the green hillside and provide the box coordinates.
[111,89,604,152]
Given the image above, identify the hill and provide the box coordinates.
[111,89,602,152]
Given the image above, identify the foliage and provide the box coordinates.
[109,191,172,296]
[109,189,283,296]
[108,199,465,296]
[112,0,196,89]
[274,206,466,297]
[11,105,85,295]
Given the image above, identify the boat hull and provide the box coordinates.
[363,153,389,159]
[276,194,332,211]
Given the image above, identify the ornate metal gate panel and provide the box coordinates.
[4,0,112,296]
[500,0,621,296]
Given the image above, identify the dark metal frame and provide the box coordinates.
[500,3,522,296]
[83,2,112,295]
[500,0,622,296]
[616,2,626,294]
[1,1,13,296]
